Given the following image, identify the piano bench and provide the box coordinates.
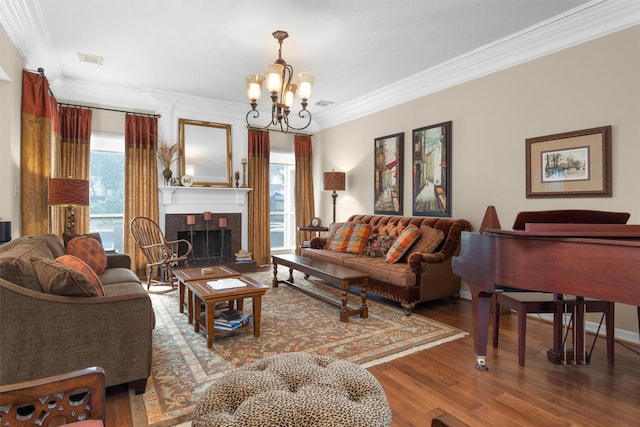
[493,292,615,366]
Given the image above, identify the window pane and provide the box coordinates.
[90,133,124,253]
[270,152,295,251]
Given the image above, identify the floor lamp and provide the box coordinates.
[323,171,346,224]
[47,178,90,235]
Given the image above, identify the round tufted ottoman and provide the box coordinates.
[192,352,392,427]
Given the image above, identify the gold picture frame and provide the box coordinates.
[178,118,232,187]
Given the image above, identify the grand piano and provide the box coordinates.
[452,208,640,370]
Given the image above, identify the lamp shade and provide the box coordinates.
[323,172,345,192]
[48,178,89,206]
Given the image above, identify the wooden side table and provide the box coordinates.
[297,225,329,249]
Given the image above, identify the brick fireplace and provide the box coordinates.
[157,186,252,267]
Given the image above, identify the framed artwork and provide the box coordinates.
[412,121,452,217]
[526,126,611,198]
[374,132,404,215]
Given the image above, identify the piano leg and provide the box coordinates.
[471,287,492,371]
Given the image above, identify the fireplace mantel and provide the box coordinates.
[158,186,251,206]
[157,186,252,251]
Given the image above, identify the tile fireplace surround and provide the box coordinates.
[158,186,251,253]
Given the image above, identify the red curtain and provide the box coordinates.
[20,70,59,235]
[294,135,315,253]
[51,106,93,235]
[248,129,271,265]
[124,114,159,276]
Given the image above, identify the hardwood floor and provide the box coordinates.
[106,299,640,426]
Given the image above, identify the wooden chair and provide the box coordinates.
[130,216,192,289]
[0,367,105,426]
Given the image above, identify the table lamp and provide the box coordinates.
[47,178,89,234]
[323,171,346,224]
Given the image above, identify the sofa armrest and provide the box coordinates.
[106,253,131,269]
[309,237,327,249]
[407,252,449,272]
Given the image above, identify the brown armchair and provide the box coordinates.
[0,366,105,426]
[130,216,192,289]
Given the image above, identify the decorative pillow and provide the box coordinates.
[364,234,396,258]
[63,232,102,247]
[385,225,421,264]
[324,222,345,249]
[33,256,102,297]
[327,223,372,254]
[66,236,107,275]
[409,224,445,257]
[55,254,104,295]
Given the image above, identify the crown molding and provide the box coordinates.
[313,0,640,130]
[0,0,61,79]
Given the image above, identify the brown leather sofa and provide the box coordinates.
[303,214,472,314]
[0,234,153,394]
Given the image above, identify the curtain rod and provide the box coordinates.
[246,125,313,137]
[27,68,160,118]
[58,102,161,118]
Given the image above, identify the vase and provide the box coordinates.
[163,168,173,185]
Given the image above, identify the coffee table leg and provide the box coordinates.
[272,263,279,288]
[340,280,349,322]
[188,288,194,324]
[193,294,201,332]
[288,267,294,283]
[179,282,185,313]
[360,278,369,318]
[253,295,262,337]
[206,302,215,348]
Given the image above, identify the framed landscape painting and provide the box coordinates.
[412,121,452,217]
[526,126,611,198]
[374,132,403,215]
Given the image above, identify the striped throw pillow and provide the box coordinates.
[385,225,421,263]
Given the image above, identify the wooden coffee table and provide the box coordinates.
[187,275,268,348]
[271,254,369,322]
[174,266,241,322]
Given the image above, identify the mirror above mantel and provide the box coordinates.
[178,118,232,187]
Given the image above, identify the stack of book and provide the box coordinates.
[213,312,253,331]
[235,251,253,263]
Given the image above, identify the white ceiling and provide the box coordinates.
[1,1,637,129]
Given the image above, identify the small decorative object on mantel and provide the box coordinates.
[235,171,240,188]
[157,139,178,186]
[241,158,248,188]
[181,175,193,187]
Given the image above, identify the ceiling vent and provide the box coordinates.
[315,100,334,107]
[77,53,105,66]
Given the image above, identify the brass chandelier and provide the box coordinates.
[246,30,315,133]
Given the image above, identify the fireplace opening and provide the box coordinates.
[177,229,232,264]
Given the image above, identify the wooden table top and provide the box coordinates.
[189,275,268,302]
[174,266,240,282]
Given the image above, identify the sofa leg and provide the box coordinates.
[131,378,148,395]
[401,302,415,315]
[451,293,461,305]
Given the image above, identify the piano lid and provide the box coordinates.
[511,209,630,230]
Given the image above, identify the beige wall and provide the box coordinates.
[314,26,640,334]
[0,24,24,236]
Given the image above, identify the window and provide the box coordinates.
[270,150,295,252]
[89,132,125,253]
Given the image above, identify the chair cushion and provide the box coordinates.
[327,223,372,254]
[66,236,107,275]
[33,256,102,297]
[385,225,420,263]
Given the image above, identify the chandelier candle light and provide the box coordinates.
[246,30,315,133]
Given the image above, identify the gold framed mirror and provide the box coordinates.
[178,118,232,187]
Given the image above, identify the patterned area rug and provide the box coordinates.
[130,269,467,426]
